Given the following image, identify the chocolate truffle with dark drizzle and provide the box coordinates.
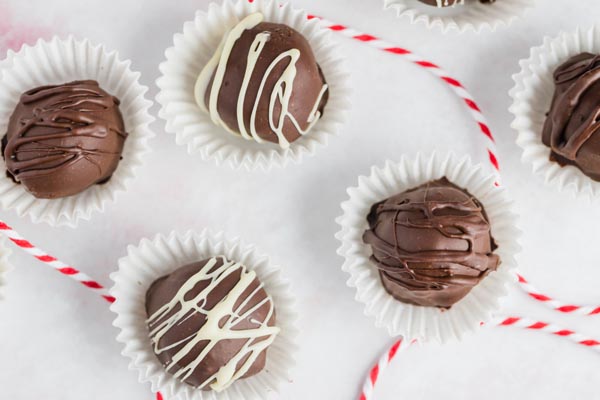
[542,53,600,181]
[363,178,500,308]
[2,80,127,199]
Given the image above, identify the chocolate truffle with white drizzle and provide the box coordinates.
[145,256,279,392]
[195,13,328,149]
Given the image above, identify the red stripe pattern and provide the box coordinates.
[36,255,57,262]
[354,34,376,42]
[387,340,401,361]
[516,274,599,316]
[309,14,499,178]
[10,238,33,248]
[360,317,600,399]
[359,338,410,399]
[384,47,411,55]
[496,317,600,349]
[58,267,79,275]
[369,365,379,385]
[499,317,520,326]
[0,220,114,303]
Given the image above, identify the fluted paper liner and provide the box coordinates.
[0,237,13,301]
[110,230,298,400]
[336,153,520,343]
[156,0,350,171]
[510,26,600,199]
[0,36,154,227]
[384,0,535,33]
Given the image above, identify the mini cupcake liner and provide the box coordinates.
[383,0,535,33]
[0,236,13,301]
[510,26,600,199]
[335,153,520,343]
[110,230,298,400]
[156,0,350,171]
[0,36,155,227]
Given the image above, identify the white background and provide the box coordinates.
[0,0,599,399]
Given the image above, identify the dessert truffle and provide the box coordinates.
[2,80,127,199]
[363,178,499,308]
[195,13,328,149]
[418,0,496,7]
[145,256,279,392]
[541,53,600,181]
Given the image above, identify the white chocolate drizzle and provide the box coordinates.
[147,256,280,392]
[194,13,328,149]
[434,0,464,6]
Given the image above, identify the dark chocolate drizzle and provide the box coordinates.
[5,81,125,178]
[363,178,499,308]
[542,53,600,179]
[2,80,127,198]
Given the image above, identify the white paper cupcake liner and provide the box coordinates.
[156,0,350,171]
[383,0,535,33]
[510,26,600,199]
[335,153,520,343]
[0,236,13,301]
[0,36,155,227]
[110,230,298,400]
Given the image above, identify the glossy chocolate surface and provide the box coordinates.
[542,53,600,181]
[2,80,126,199]
[363,178,499,308]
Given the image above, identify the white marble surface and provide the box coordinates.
[0,0,599,399]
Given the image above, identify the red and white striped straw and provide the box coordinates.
[517,274,600,316]
[360,316,600,400]
[494,316,600,348]
[0,221,115,303]
[308,14,501,178]
[0,221,164,398]
[359,338,416,400]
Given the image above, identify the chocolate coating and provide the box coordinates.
[2,80,127,199]
[363,178,500,308]
[542,53,600,181]
[145,257,278,391]
[200,19,328,148]
[418,0,496,7]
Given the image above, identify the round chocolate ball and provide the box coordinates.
[145,256,279,392]
[363,178,500,308]
[542,53,600,181]
[195,13,328,149]
[2,80,127,199]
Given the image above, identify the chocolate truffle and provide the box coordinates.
[363,178,499,308]
[541,53,600,181]
[195,13,328,149]
[2,80,127,199]
[418,0,496,7]
[145,256,279,392]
